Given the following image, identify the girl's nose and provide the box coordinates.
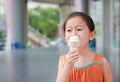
[71,30,77,36]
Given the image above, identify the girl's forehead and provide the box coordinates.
[66,16,87,27]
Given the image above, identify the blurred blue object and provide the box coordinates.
[0,44,5,50]
[89,38,96,51]
[11,42,21,49]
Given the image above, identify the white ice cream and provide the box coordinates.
[68,36,80,51]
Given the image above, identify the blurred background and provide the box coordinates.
[0,0,119,82]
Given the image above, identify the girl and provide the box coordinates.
[56,12,113,82]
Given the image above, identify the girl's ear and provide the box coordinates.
[89,31,96,41]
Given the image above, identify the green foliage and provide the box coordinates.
[95,23,101,36]
[28,7,60,40]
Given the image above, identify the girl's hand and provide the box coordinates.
[66,50,79,67]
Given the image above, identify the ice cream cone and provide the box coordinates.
[68,36,80,52]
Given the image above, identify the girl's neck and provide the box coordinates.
[78,47,94,57]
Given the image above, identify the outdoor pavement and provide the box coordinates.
[0,46,119,82]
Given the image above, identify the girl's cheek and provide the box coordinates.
[65,35,69,43]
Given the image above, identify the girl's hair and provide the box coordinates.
[63,12,95,33]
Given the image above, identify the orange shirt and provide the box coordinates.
[59,54,104,82]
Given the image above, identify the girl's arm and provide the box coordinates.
[56,50,79,82]
[56,60,71,82]
[103,57,113,82]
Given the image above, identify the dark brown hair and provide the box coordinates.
[63,12,95,33]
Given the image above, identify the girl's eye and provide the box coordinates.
[66,29,72,32]
[77,29,82,31]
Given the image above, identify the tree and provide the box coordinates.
[28,7,60,40]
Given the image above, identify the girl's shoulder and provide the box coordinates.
[94,54,105,62]
[59,54,105,62]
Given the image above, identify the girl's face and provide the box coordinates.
[65,16,95,49]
